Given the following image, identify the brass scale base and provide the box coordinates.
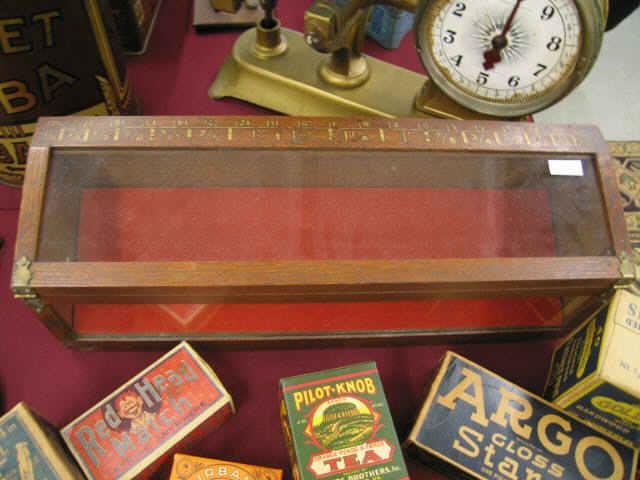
[210,27,496,120]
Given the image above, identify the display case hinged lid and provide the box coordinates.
[13,116,633,301]
[10,116,635,346]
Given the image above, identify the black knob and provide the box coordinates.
[260,0,277,28]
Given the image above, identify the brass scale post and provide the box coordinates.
[210,0,497,119]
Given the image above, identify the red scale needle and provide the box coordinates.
[483,0,524,70]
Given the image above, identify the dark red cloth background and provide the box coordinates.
[77,188,555,262]
[73,187,560,334]
[0,2,565,479]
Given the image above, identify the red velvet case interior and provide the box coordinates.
[73,187,562,334]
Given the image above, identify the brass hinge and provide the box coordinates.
[616,252,640,292]
[12,256,45,313]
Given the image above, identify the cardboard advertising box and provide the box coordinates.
[406,351,638,480]
[545,289,640,448]
[0,402,84,479]
[170,453,283,480]
[61,342,234,479]
[280,362,409,480]
[367,6,414,49]
[110,0,162,54]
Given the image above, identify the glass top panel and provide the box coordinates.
[37,148,613,262]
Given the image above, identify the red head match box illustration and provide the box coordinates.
[61,342,234,480]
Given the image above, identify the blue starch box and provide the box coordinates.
[367,5,414,49]
[0,402,84,479]
[544,289,640,448]
[405,351,638,480]
[334,1,413,49]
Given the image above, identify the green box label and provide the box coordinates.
[280,363,408,480]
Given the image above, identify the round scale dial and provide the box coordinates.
[416,0,605,116]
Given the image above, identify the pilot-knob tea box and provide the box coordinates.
[280,362,409,480]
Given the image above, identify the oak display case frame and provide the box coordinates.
[11,116,636,349]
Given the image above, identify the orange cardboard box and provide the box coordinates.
[170,453,283,480]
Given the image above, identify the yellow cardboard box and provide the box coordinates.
[544,289,640,447]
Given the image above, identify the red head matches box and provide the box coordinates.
[61,342,234,480]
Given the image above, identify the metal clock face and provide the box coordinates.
[416,0,604,116]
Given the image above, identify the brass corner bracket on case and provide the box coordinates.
[616,252,640,293]
[12,256,45,313]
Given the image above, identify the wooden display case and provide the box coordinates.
[11,116,636,348]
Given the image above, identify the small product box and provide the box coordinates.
[334,0,413,49]
[405,351,638,480]
[110,0,162,54]
[62,341,234,480]
[367,6,414,49]
[544,289,640,448]
[169,453,283,480]
[280,362,409,480]
[0,402,84,479]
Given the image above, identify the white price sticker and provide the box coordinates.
[548,159,584,176]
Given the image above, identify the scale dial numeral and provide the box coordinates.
[453,2,466,16]
[476,72,489,85]
[547,36,562,51]
[541,5,555,20]
[534,63,548,76]
[443,29,457,43]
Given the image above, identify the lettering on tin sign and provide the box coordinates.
[0,11,77,115]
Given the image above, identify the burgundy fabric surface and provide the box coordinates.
[76,188,556,262]
[0,2,566,479]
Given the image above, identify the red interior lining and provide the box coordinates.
[73,187,562,334]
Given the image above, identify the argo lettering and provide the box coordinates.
[436,365,626,480]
